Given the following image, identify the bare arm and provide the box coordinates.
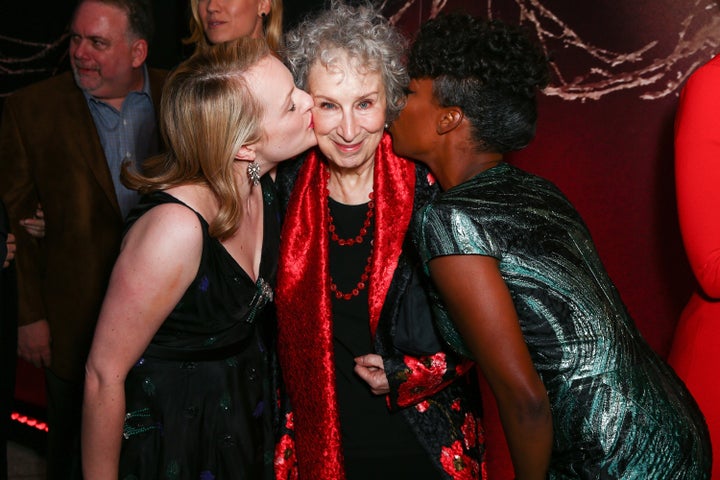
[429,254,552,480]
[81,204,202,479]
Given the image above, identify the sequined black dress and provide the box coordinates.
[415,162,711,479]
[118,179,279,480]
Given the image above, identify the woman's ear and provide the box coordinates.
[437,107,464,135]
[234,145,256,161]
[258,0,271,16]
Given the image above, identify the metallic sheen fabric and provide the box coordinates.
[416,162,711,479]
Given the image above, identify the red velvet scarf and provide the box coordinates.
[276,133,416,479]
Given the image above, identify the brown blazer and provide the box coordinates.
[0,68,167,382]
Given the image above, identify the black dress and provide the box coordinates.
[119,179,280,480]
[329,198,441,480]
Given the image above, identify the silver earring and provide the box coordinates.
[247,161,261,186]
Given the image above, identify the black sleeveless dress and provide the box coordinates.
[118,178,280,480]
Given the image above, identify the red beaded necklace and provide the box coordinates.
[327,191,375,300]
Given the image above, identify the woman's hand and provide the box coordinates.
[354,353,390,395]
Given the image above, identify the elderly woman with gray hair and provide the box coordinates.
[273,3,482,480]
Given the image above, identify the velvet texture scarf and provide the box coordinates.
[276,133,416,479]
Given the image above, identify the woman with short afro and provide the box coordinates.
[390,13,712,479]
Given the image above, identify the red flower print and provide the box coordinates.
[397,353,449,406]
[455,359,475,376]
[461,413,478,449]
[440,441,480,480]
[274,434,298,480]
[451,399,461,411]
[284,411,294,430]
[416,400,430,413]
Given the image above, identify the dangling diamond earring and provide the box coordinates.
[247,161,261,186]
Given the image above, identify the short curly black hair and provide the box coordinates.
[409,13,549,153]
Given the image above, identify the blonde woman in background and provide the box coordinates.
[186,0,283,52]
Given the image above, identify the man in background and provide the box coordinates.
[0,0,166,477]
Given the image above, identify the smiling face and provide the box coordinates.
[246,55,317,167]
[197,0,267,45]
[307,53,387,172]
[69,1,145,105]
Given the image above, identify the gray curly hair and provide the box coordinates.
[283,1,408,122]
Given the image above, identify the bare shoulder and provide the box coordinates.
[123,202,204,256]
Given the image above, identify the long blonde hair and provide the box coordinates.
[185,0,283,53]
[123,39,270,240]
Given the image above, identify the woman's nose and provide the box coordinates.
[337,112,359,140]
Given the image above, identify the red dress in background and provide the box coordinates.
[669,53,720,479]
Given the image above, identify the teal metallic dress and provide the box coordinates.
[415,162,711,479]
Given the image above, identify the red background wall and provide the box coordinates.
[385,0,719,477]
